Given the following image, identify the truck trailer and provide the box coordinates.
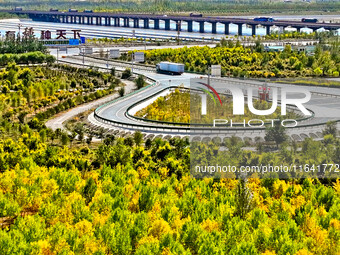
[156,62,184,75]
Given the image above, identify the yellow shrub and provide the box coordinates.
[128,191,140,213]
[334,179,340,194]
[137,166,150,180]
[75,219,93,236]
[201,219,219,232]
[149,219,172,239]
[272,180,289,198]
[294,249,312,255]
[261,251,276,255]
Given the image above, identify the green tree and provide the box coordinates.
[119,87,125,97]
[121,68,132,79]
[235,179,253,219]
[134,131,143,146]
[135,75,146,89]
[61,132,69,146]
[323,121,337,137]
[265,120,287,148]
[82,177,97,204]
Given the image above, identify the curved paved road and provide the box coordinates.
[57,55,340,142]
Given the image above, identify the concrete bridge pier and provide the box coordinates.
[331,28,338,34]
[175,21,181,31]
[124,18,130,27]
[154,19,159,29]
[187,21,193,32]
[133,18,139,28]
[165,20,170,30]
[238,24,243,35]
[224,23,230,34]
[144,18,149,29]
[251,24,256,36]
[211,22,217,34]
[114,18,120,27]
[199,21,205,33]
[266,25,271,35]
[105,17,111,26]
[296,27,301,33]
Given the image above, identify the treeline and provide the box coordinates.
[0,39,53,65]
[130,43,340,78]
[0,52,55,66]
[0,39,47,54]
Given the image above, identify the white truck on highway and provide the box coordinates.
[156,62,185,75]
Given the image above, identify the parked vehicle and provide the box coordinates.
[14,7,23,11]
[254,17,274,22]
[69,9,78,12]
[50,8,59,12]
[301,18,318,23]
[84,10,93,13]
[156,62,185,75]
[190,13,203,17]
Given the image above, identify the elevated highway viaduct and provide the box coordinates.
[2,9,340,36]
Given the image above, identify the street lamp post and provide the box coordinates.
[57,47,59,64]
[208,67,211,86]
[177,20,181,45]
[106,49,109,70]
[82,48,85,68]
[18,23,22,39]
[131,52,134,74]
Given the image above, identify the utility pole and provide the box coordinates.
[82,48,85,68]
[106,49,109,70]
[131,52,134,74]
[18,23,22,40]
[208,67,211,86]
[177,20,181,45]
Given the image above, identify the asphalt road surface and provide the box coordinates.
[47,54,340,142]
